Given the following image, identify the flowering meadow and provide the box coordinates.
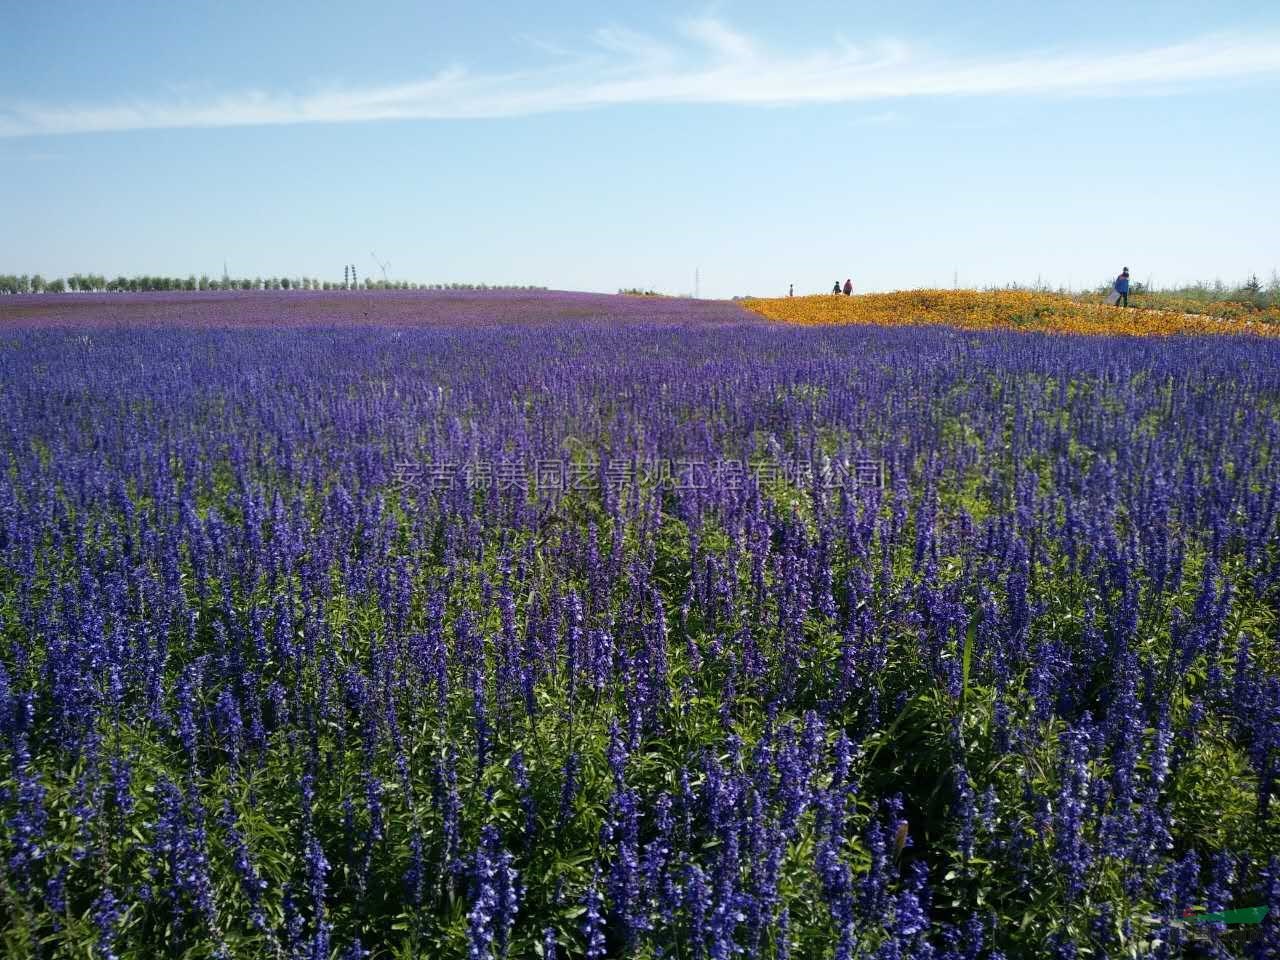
[743,290,1280,337]
[1,291,1279,959]
[1073,292,1280,328]
[0,290,744,331]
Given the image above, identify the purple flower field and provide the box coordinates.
[0,290,753,329]
[1,291,1278,958]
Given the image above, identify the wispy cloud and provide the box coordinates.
[3,19,1280,137]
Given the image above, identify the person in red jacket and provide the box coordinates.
[842,278,853,295]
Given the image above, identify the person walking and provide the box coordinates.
[833,280,841,294]
[843,278,853,296]
[789,283,794,297]
[1113,267,1130,307]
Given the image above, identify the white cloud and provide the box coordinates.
[681,17,757,62]
[3,20,1279,136]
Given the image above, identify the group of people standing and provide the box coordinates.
[784,279,852,297]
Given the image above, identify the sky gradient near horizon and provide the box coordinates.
[3,1,1279,298]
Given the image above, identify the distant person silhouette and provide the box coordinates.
[833,280,841,294]
[1113,267,1130,307]
[789,284,794,297]
[843,278,853,296]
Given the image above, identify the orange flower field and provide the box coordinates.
[742,289,1280,337]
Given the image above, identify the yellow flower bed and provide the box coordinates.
[742,290,1280,337]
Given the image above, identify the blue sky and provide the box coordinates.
[3,1,1278,297]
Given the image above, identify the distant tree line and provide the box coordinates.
[1156,272,1280,307]
[0,273,549,294]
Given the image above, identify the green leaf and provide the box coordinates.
[961,616,975,712]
